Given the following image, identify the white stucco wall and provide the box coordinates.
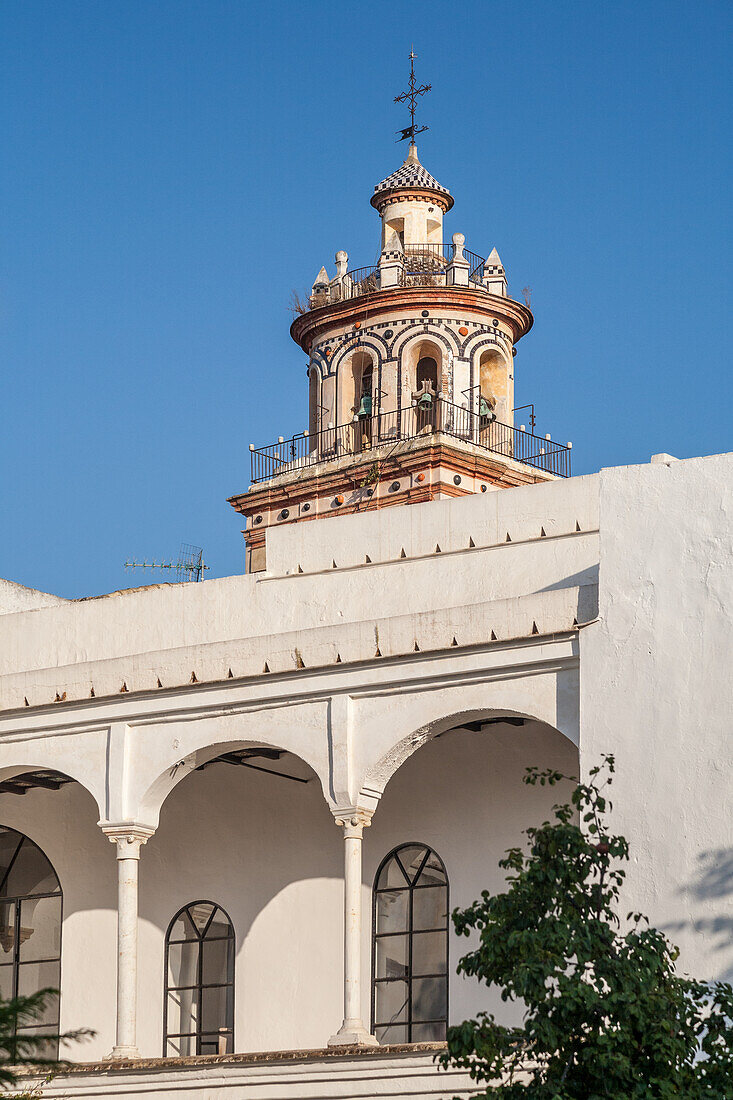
[581,452,733,983]
[0,578,67,614]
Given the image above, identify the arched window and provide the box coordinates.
[372,844,448,1044]
[164,901,234,1057]
[0,827,62,1058]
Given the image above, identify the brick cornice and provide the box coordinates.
[290,286,533,352]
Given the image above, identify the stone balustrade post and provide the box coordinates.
[328,811,378,1047]
[101,823,155,1060]
[446,231,470,287]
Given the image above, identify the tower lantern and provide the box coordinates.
[228,57,572,573]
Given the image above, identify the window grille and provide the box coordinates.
[371,843,448,1043]
[163,901,234,1057]
[0,826,62,1059]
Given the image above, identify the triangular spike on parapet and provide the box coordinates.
[335,653,342,663]
[451,636,458,647]
[540,527,547,537]
[531,622,539,635]
[374,646,382,657]
[263,662,271,674]
[576,521,582,532]
[156,677,163,688]
[400,548,407,558]
[468,536,476,548]
[332,560,337,569]
[227,668,234,678]
[487,246,502,264]
[505,532,512,542]
[295,650,305,669]
[190,671,198,684]
[297,564,303,573]
[24,697,29,707]
[89,686,95,698]
[312,265,329,287]
[365,554,372,563]
[490,630,498,641]
[435,544,442,553]
[414,640,420,651]
[120,682,128,693]
[572,617,579,626]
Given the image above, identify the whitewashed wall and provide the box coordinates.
[582,452,733,984]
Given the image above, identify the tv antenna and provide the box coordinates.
[125,543,210,583]
[394,49,431,144]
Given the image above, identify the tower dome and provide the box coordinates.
[371,144,453,214]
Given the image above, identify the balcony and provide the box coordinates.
[249,399,572,484]
[307,243,488,310]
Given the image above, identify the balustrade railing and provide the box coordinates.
[250,399,571,483]
[311,244,486,307]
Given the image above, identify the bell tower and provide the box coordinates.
[229,56,572,573]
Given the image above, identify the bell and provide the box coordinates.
[357,394,372,418]
[479,396,495,420]
[417,391,433,411]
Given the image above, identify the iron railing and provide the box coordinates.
[250,399,571,483]
[310,244,486,307]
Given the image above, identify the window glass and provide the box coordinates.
[372,844,447,1043]
[19,896,62,961]
[164,902,234,1057]
[0,829,61,1059]
[4,842,59,898]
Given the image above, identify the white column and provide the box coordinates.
[328,812,378,1047]
[101,824,154,1060]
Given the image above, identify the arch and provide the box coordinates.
[390,324,459,364]
[163,899,235,1056]
[337,348,376,427]
[0,762,104,822]
[402,337,444,429]
[478,347,507,403]
[360,701,579,806]
[331,333,390,373]
[371,842,448,1043]
[136,734,332,831]
[0,826,63,1057]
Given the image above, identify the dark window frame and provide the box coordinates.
[0,828,63,1059]
[163,900,235,1058]
[371,843,449,1044]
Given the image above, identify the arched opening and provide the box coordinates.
[383,217,405,250]
[308,367,320,452]
[164,900,235,1057]
[364,713,579,1035]
[140,741,342,1055]
[0,826,62,1057]
[372,843,448,1043]
[338,351,376,451]
[478,348,512,444]
[403,339,442,434]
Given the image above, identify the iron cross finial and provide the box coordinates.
[394,49,431,144]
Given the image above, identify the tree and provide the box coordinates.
[0,988,91,1089]
[440,756,733,1098]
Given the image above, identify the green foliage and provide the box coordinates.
[0,988,92,1090]
[440,756,733,1099]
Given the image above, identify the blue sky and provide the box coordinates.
[2,0,731,598]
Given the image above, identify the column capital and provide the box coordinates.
[100,822,155,859]
[333,809,373,838]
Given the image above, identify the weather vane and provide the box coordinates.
[394,49,430,144]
